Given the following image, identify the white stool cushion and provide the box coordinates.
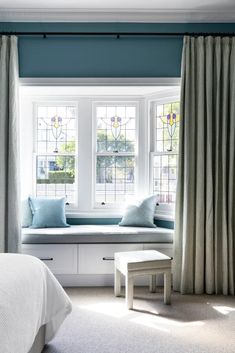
[115,250,171,274]
[115,250,171,262]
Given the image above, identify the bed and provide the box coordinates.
[0,253,72,353]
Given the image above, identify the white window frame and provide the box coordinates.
[92,101,139,209]
[20,98,79,210]
[148,92,180,220]
[20,78,180,220]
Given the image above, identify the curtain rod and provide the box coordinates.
[0,32,235,38]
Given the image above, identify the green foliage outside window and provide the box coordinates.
[96,131,135,184]
[37,131,135,185]
[37,140,75,184]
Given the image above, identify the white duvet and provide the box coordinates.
[0,253,72,353]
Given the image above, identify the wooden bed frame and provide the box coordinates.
[28,325,46,353]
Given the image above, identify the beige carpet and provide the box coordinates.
[43,287,235,353]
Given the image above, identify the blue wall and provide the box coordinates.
[1,22,235,77]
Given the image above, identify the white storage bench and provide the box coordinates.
[21,225,174,287]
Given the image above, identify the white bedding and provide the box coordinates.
[0,253,72,353]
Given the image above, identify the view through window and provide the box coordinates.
[152,101,180,205]
[95,104,136,205]
[36,105,77,204]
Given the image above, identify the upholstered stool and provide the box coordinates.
[114,250,172,309]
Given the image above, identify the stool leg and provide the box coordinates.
[149,275,156,293]
[164,271,171,304]
[114,267,121,297]
[125,274,134,309]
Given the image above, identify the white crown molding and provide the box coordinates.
[0,8,235,23]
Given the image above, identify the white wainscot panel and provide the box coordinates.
[78,244,143,274]
[143,243,173,258]
[22,244,78,274]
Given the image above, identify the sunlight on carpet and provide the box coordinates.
[212,305,235,315]
[78,302,131,318]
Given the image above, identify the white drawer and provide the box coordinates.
[143,243,173,258]
[21,244,78,274]
[78,244,143,274]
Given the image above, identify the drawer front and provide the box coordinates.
[143,243,173,258]
[21,244,78,274]
[78,244,143,274]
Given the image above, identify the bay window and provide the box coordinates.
[20,84,180,219]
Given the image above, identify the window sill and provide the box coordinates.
[154,214,175,222]
[66,211,122,219]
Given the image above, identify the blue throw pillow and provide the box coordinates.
[21,199,33,228]
[119,195,157,228]
[29,197,70,228]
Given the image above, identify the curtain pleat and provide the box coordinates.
[174,36,235,295]
[0,36,21,253]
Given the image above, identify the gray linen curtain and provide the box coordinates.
[0,36,21,253]
[174,36,235,295]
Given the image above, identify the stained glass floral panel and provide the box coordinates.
[37,106,76,154]
[96,105,136,153]
[156,101,180,153]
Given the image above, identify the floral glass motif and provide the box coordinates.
[156,102,180,153]
[41,114,71,153]
[97,106,136,153]
[101,115,130,146]
[160,112,180,151]
[37,106,76,154]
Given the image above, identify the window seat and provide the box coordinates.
[22,225,174,244]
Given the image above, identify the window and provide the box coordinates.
[95,104,137,206]
[20,84,180,218]
[35,104,77,204]
[151,100,180,211]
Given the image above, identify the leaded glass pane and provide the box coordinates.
[96,105,136,153]
[156,101,180,152]
[36,154,75,203]
[37,106,76,154]
[153,99,180,206]
[36,105,76,203]
[153,154,178,204]
[96,156,135,204]
[96,104,136,205]
[36,155,75,203]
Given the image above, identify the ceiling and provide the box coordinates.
[0,0,235,22]
[0,0,234,10]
